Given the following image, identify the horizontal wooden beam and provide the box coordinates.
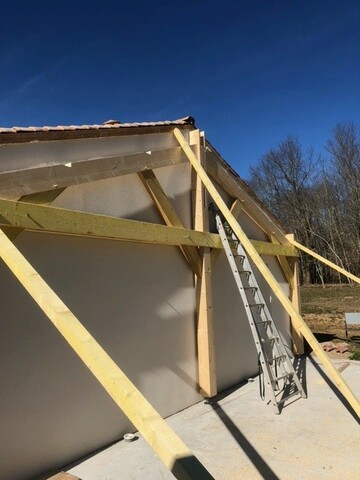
[0,145,193,198]
[175,127,360,418]
[1,188,66,242]
[251,239,298,257]
[0,229,213,480]
[0,198,222,248]
[0,199,298,256]
[288,237,360,286]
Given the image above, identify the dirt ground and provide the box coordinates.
[301,284,360,359]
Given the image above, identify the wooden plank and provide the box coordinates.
[0,229,214,480]
[269,235,295,290]
[285,234,304,355]
[0,146,194,198]
[20,188,67,205]
[288,238,360,286]
[46,472,80,480]
[0,198,297,257]
[0,198,222,249]
[138,169,202,277]
[191,130,217,398]
[205,145,290,245]
[250,239,297,257]
[211,199,243,268]
[1,188,66,242]
[175,127,360,418]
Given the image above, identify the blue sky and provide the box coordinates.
[0,1,359,177]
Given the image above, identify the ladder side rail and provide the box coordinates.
[233,238,287,363]
[231,231,306,399]
[216,215,281,412]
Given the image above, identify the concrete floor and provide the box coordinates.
[67,356,360,480]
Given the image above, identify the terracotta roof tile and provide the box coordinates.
[0,116,195,134]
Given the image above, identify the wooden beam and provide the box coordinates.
[46,473,80,480]
[0,146,194,198]
[0,229,214,480]
[1,188,66,242]
[288,237,360,286]
[0,198,298,257]
[138,169,202,277]
[205,144,290,245]
[20,188,67,205]
[284,234,304,355]
[175,127,360,418]
[251,239,298,257]
[191,130,217,398]
[211,199,243,268]
[0,198,222,249]
[269,235,295,290]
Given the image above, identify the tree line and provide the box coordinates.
[248,122,360,285]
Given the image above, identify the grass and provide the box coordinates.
[300,284,360,358]
[349,350,360,361]
[301,284,360,315]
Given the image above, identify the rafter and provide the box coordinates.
[0,146,194,198]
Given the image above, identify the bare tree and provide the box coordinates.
[249,135,319,283]
[325,123,360,277]
[248,125,360,284]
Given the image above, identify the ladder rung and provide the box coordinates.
[277,390,301,405]
[261,336,279,343]
[274,373,292,382]
[214,212,306,414]
[255,319,271,326]
[268,354,286,362]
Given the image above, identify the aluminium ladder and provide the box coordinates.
[213,207,306,414]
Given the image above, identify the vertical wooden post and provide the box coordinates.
[286,233,304,355]
[190,129,217,398]
[175,126,360,418]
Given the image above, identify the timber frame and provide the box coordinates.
[174,127,360,418]
[0,119,359,479]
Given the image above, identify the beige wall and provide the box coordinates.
[0,161,291,479]
[0,233,201,480]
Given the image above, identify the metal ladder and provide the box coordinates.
[213,208,306,414]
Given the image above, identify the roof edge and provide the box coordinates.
[0,116,195,145]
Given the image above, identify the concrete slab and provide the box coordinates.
[67,356,360,480]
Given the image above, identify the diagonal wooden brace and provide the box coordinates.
[174,127,360,419]
[0,229,214,480]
